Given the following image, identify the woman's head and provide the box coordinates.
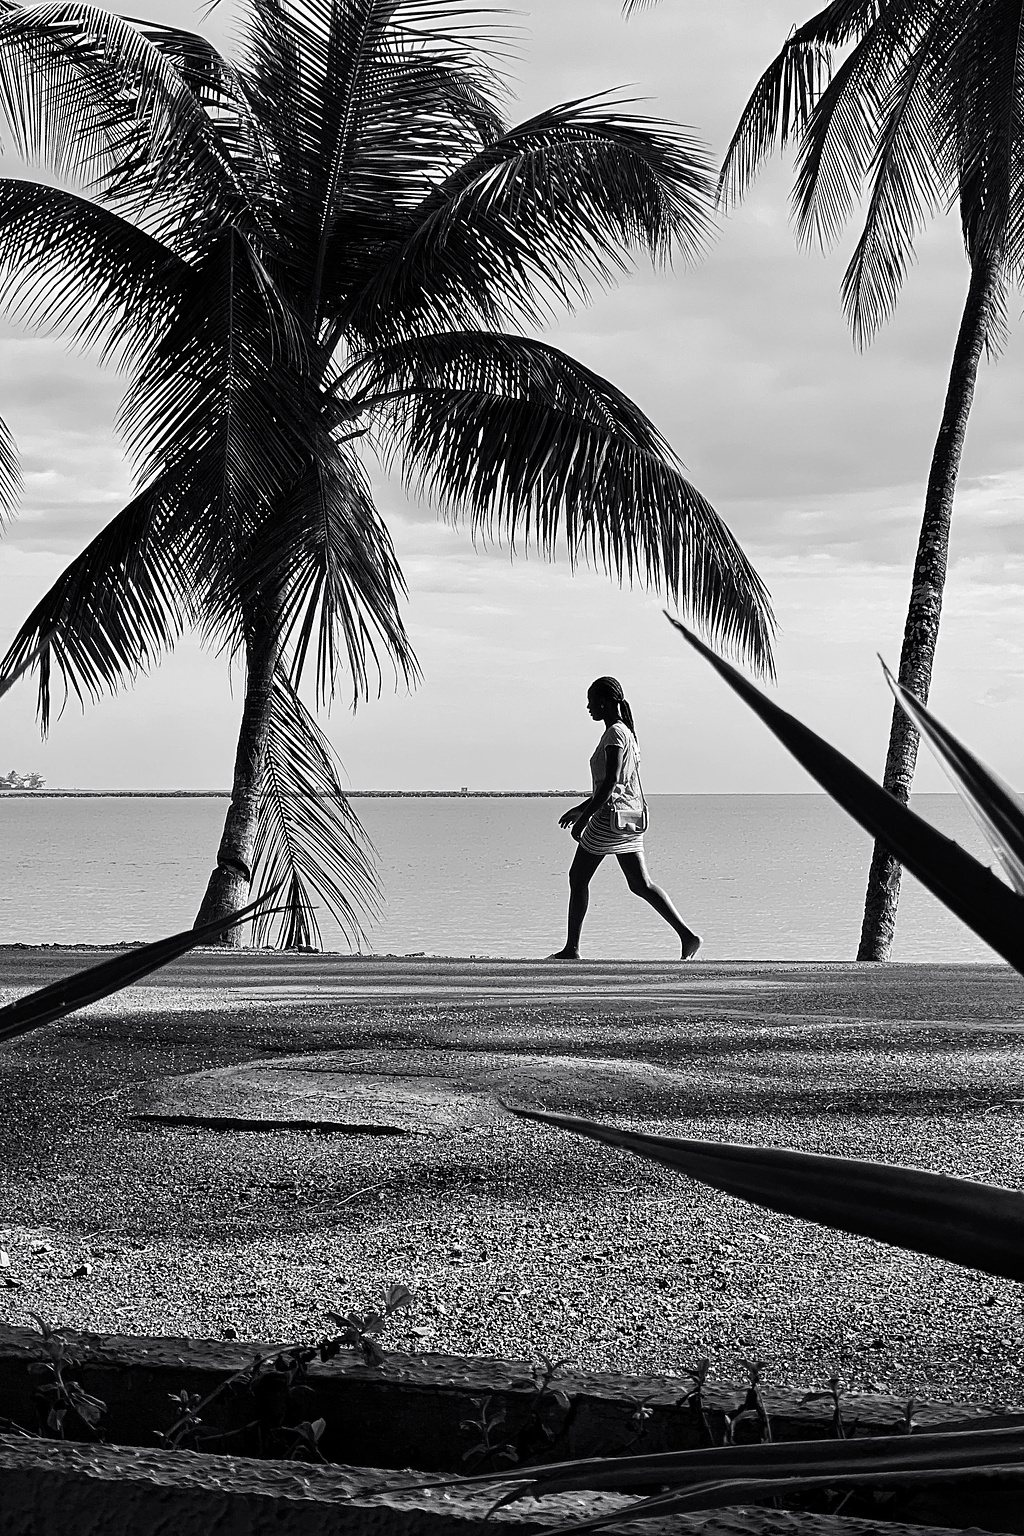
[587,676,636,736]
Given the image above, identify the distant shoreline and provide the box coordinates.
[0,789,587,799]
[0,789,962,799]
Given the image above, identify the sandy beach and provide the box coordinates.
[1,952,1023,1412]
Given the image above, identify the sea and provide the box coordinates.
[0,792,1003,963]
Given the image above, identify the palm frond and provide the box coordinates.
[787,1,920,253]
[0,3,258,249]
[0,410,20,523]
[0,635,39,703]
[117,226,310,531]
[718,0,880,210]
[249,668,380,949]
[346,95,715,339]
[352,331,776,676]
[0,176,185,359]
[784,5,947,339]
[109,16,277,244]
[0,477,196,731]
[237,431,418,705]
[0,884,282,1041]
[670,616,1024,972]
[824,8,950,342]
[241,0,507,322]
[941,0,1024,278]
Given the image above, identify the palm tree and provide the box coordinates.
[716,0,1021,959]
[0,0,775,947]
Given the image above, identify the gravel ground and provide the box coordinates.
[1,966,1024,1412]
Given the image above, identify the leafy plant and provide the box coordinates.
[460,1396,520,1472]
[678,1358,715,1447]
[325,1281,414,1367]
[801,1377,856,1442]
[155,1283,413,1459]
[26,1314,106,1440]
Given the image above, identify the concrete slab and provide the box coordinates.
[132,1051,700,1134]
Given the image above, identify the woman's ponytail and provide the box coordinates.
[589,675,637,739]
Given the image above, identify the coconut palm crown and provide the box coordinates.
[0,0,775,946]
[716,0,1024,959]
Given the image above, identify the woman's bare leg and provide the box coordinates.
[550,846,604,958]
[616,851,701,959]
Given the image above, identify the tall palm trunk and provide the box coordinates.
[857,255,998,961]
[194,610,279,944]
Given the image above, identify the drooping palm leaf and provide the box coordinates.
[248,670,380,948]
[0,1,261,246]
[347,96,715,339]
[0,177,186,358]
[0,478,196,729]
[792,2,950,341]
[0,634,40,701]
[668,615,1024,969]
[0,411,20,522]
[350,332,775,676]
[717,0,880,210]
[239,427,417,705]
[505,1098,1024,1283]
[0,884,282,1043]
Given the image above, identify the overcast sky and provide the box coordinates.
[2,0,1022,793]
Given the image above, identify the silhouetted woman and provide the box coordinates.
[550,677,701,961]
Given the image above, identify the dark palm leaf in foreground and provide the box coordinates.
[666,618,1024,973]
[0,0,775,947]
[505,1099,1024,1283]
[0,885,281,1045]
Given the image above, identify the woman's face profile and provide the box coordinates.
[587,687,606,720]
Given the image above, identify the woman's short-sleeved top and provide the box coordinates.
[589,722,641,799]
[582,722,644,855]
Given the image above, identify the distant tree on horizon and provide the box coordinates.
[0,0,775,947]
[713,0,1023,961]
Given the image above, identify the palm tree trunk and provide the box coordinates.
[193,615,278,945]
[857,255,997,961]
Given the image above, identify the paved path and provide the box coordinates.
[3,952,1024,1409]
[3,950,1022,1025]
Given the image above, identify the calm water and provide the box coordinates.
[0,793,1001,962]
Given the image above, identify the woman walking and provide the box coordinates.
[550,677,701,961]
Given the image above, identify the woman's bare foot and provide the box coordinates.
[548,947,581,959]
[680,934,701,961]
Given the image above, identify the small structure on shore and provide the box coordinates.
[0,770,44,789]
